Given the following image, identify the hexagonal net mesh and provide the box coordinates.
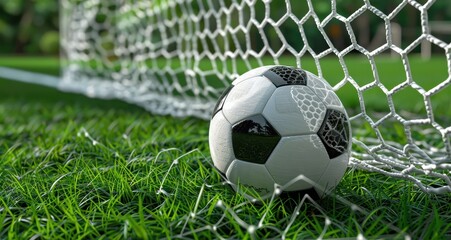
[60,0,451,194]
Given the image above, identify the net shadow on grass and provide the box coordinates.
[73,128,409,239]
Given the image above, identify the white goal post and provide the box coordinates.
[59,0,451,194]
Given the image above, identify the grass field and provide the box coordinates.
[0,56,450,239]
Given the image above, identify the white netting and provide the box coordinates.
[75,127,410,239]
[60,0,451,194]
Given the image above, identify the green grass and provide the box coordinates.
[0,56,450,239]
[0,56,60,74]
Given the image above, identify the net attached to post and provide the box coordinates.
[60,0,451,193]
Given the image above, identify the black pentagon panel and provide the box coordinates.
[232,115,281,164]
[212,85,234,118]
[317,109,350,159]
[263,66,307,87]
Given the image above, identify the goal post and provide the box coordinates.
[59,0,451,193]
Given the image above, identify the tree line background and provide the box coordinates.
[0,0,58,55]
[1,0,450,55]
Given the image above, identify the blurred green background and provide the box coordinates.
[1,0,451,56]
[0,0,59,55]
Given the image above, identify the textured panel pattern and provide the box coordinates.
[307,74,342,108]
[290,86,326,132]
[264,66,307,86]
[232,115,281,164]
[318,109,350,159]
[310,134,324,150]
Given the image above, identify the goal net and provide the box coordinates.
[59,0,451,194]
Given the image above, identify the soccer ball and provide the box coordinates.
[209,66,351,200]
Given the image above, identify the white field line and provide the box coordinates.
[0,67,60,88]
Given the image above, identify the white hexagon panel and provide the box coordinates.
[265,135,331,192]
[232,66,275,86]
[222,76,276,124]
[315,153,349,197]
[226,159,276,199]
[209,111,235,173]
[263,85,327,136]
